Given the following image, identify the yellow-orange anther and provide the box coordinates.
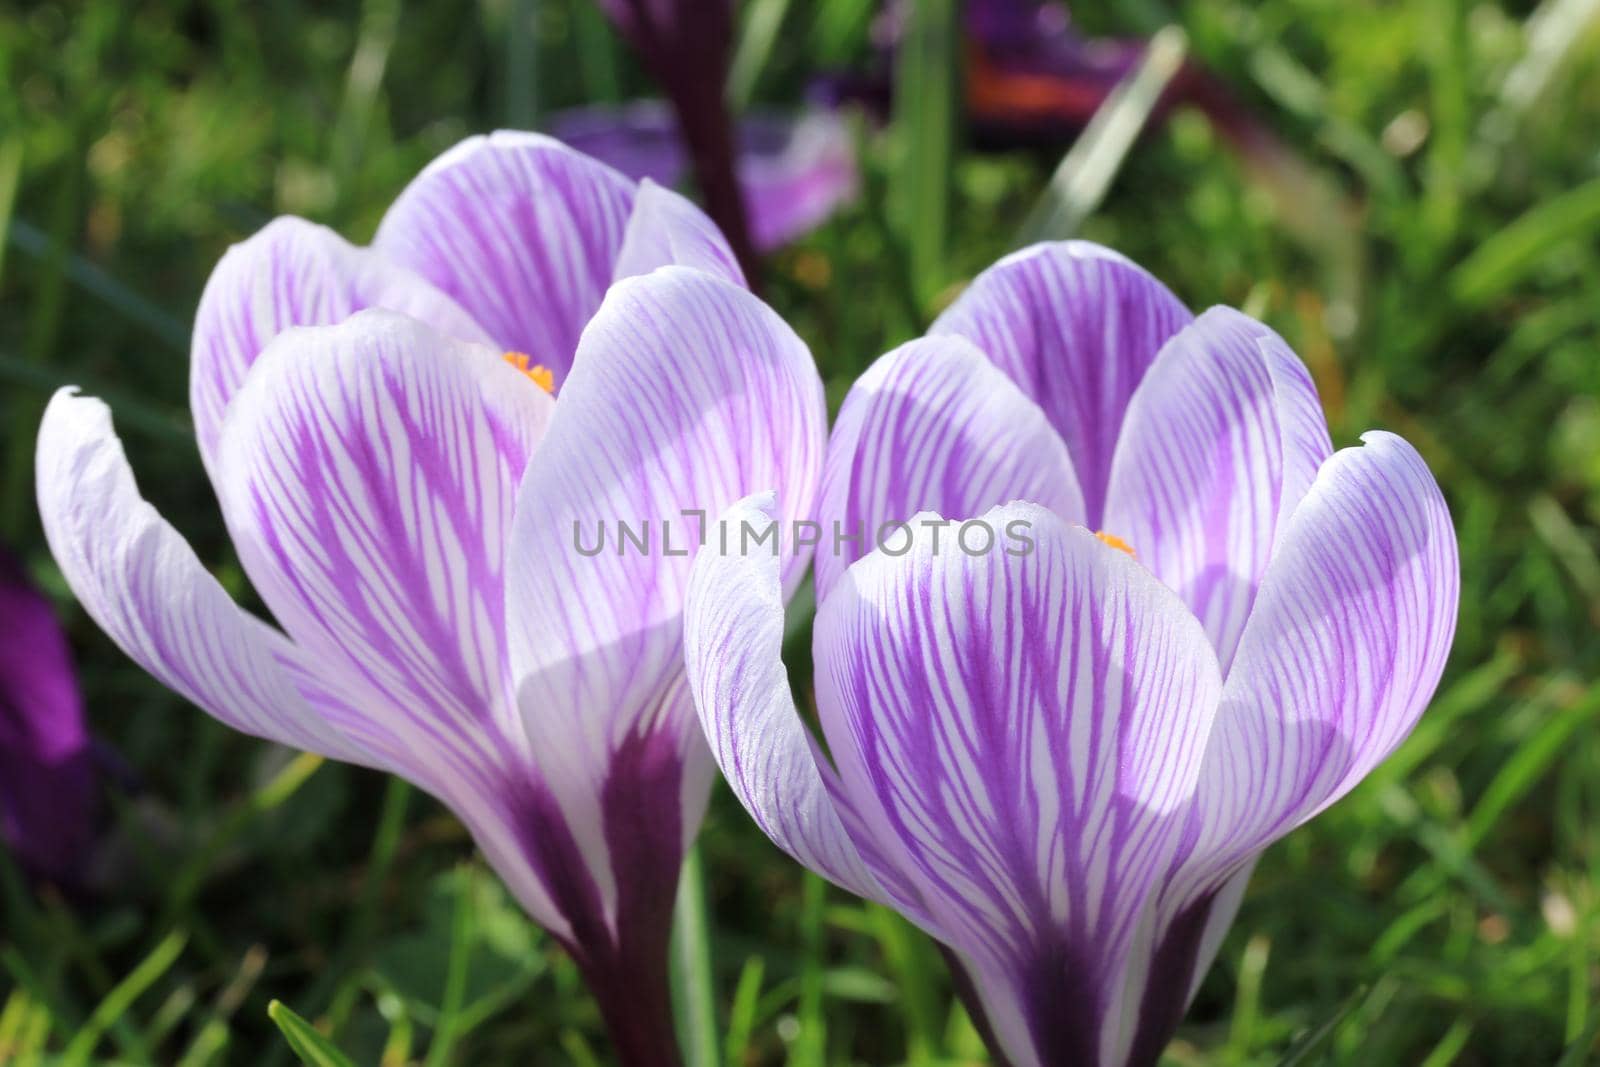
[503,352,555,394]
[1095,530,1136,557]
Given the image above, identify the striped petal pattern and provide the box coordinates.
[930,241,1193,526]
[812,503,1223,1066]
[190,216,491,475]
[374,131,638,384]
[36,390,377,767]
[1186,431,1458,880]
[815,335,1085,602]
[214,311,554,786]
[683,493,884,899]
[505,266,827,921]
[1103,307,1333,668]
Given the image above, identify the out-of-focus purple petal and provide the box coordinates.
[373,132,637,385]
[683,493,884,899]
[35,390,378,768]
[739,112,858,250]
[1103,307,1333,670]
[1186,431,1458,882]
[214,311,554,790]
[504,266,826,916]
[813,502,1223,1066]
[550,104,858,252]
[0,547,94,883]
[614,180,745,286]
[189,216,492,477]
[930,241,1193,527]
[814,335,1084,603]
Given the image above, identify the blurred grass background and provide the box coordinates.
[4,0,1600,1063]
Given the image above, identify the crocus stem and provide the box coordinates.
[583,947,685,1067]
[670,79,762,287]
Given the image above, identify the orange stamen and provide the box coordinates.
[503,351,555,394]
[1095,530,1136,557]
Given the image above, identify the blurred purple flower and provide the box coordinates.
[685,242,1459,1066]
[37,133,826,1066]
[594,0,760,279]
[550,102,858,252]
[0,546,96,887]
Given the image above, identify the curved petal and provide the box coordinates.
[1184,431,1458,884]
[1103,306,1333,669]
[35,389,373,766]
[190,216,492,476]
[683,493,882,898]
[505,267,827,916]
[815,335,1085,603]
[613,179,744,286]
[930,241,1193,526]
[813,502,1223,1066]
[736,110,858,251]
[373,131,638,384]
[215,310,555,782]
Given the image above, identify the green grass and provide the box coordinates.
[4,0,1600,1063]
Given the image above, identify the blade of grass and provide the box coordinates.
[6,219,188,352]
[422,866,475,1067]
[1017,25,1188,244]
[669,844,720,1067]
[268,1001,358,1067]
[891,0,958,302]
[1450,176,1600,307]
[60,930,188,1066]
[722,956,766,1064]
[728,0,793,109]
[792,872,828,1067]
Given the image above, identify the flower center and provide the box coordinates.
[1095,530,1135,557]
[503,351,555,394]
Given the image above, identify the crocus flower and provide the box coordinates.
[550,102,859,252]
[595,0,759,280]
[37,132,827,1064]
[0,546,96,886]
[684,241,1458,1066]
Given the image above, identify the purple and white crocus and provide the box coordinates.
[685,241,1459,1066]
[37,132,826,1064]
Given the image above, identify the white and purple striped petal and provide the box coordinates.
[814,335,1085,603]
[189,216,491,475]
[812,503,1223,1067]
[1103,306,1333,668]
[374,131,638,384]
[683,493,885,899]
[505,266,827,926]
[36,390,377,767]
[214,311,553,787]
[930,241,1193,526]
[1185,431,1458,879]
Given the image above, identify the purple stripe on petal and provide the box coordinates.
[505,267,827,919]
[815,334,1086,604]
[35,390,376,767]
[813,502,1223,1067]
[374,132,638,384]
[930,241,1193,526]
[684,493,887,899]
[1103,306,1333,670]
[190,216,492,476]
[215,311,554,793]
[1184,431,1458,886]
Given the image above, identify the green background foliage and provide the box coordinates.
[3,0,1600,1062]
